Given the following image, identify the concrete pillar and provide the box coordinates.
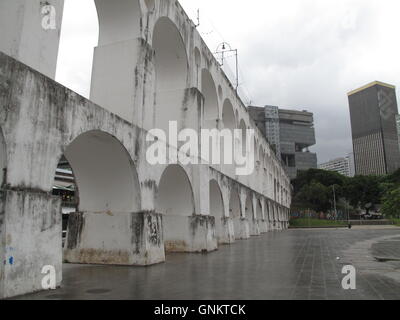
[218,186,235,245]
[0,189,62,299]
[219,217,235,244]
[239,192,250,240]
[0,0,64,79]
[259,219,268,233]
[64,211,165,266]
[249,197,260,236]
[90,38,156,127]
[163,215,217,253]
[237,218,250,239]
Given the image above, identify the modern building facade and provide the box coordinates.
[318,154,355,177]
[348,81,400,175]
[249,106,318,180]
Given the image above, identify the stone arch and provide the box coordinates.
[60,130,141,213]
[269,201,273,221]
[239,119,247,156]
[222,99,236,130]
[156,164,194,217]
[245,193,256,236]
[257,198,263,220]
[152,16,189,134]
[229,187,242,240]
[201,69,219,129]
[156,164,195,252]
[153,16,188,92]
[221,99,236,176]
[209,179,225,243]
[245,194,254,221]
[0,127,6,186]
[60,130,143,265]
[95,0,143,46]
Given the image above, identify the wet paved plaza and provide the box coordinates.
[17,227,400,300]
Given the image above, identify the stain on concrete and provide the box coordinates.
[66,212,84,250]
[131,212,145,255]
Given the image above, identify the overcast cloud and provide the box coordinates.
[56,0,400,164]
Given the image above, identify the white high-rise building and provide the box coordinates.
[319,154,355,177]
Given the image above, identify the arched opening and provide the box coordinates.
[229,188,242,240]
[153,17,189,133]
[156,165,195,252]
[52,155,78,241]
[258,146,263,168]
[245,195,254,233]
[239,119,247,157]
[222,99,236,176]
[209,180,224,243]
[201,69,219,129]
[257,199,267,233]
[56,0,99,97]
[257,199,263,221]
[95,0,141,46]
[0,128,6,186]
[153,17,188,92]
[55,131,141,264]
[64,131,140,213]
[222,99,236,130]
[272,204,277,229]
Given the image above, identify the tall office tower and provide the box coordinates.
[348,81,400,175]
[249,106,318,180]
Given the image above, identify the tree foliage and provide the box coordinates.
[381,187,400,218]
[343,175,382,212]
[294,181,331,212]
[292,168,400,216]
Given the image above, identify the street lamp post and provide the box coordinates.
[214,42,239,92]
[333,185,338,221]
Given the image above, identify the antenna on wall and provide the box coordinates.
[195,9,200,27]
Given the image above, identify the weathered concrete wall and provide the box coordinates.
[64,211,164,266]
[0,0,292,299]
[0,190,62,299]
[0,52,290,298]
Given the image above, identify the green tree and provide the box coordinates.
[381,187,400,218]
[293,181,331,212]
[344,175,382,213]
[293,169,346,193]
[384,169,400,185]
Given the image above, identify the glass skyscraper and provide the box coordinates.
[348,81,400,175]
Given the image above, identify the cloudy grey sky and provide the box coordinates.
[56,0,400,164]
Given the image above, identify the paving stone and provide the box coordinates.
[14,228,400,300]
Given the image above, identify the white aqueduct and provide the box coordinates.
[0,0,291,298]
